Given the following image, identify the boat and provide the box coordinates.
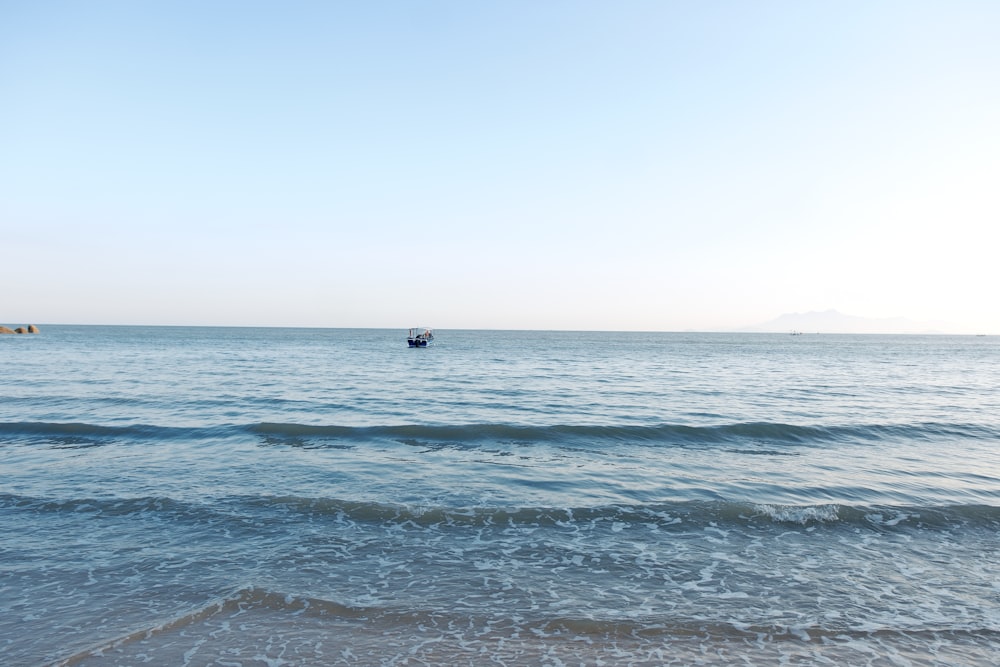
[407,328,434,347]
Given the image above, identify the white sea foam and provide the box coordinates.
[4,329,1000,666]
[754,503,842,524]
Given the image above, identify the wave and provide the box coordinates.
[251,420,1000,446]
[244,496,1000,530]
[3,419,998,449]
[0,420,218,444]
[48,584,1000,667]
[46,587,364,667]
[0,492,229,523]
[5,490,997,532]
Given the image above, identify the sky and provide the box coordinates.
[2,1,998,332]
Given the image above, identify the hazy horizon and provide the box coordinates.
[5,308,983,335]
[3,2,998,334]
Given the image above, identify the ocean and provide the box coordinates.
[2,326,998,666]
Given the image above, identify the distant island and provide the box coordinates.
[1,324,40,334]
[741,310,945,334]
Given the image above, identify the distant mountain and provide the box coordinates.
[743,309,945,334]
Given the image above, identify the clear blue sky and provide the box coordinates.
[3,1,998,332]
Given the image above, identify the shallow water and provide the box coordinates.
[2,327,999,665]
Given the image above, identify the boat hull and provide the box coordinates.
[406,328,434,347]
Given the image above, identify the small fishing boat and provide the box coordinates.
[407,328,434,347]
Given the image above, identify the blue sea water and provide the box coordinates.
[2,326,999,666]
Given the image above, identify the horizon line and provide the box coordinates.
[7,323,988,336]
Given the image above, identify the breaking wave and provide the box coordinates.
[4,490,997,532]
[48,585,1000,667]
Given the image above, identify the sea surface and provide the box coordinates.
[2,326,999,666]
